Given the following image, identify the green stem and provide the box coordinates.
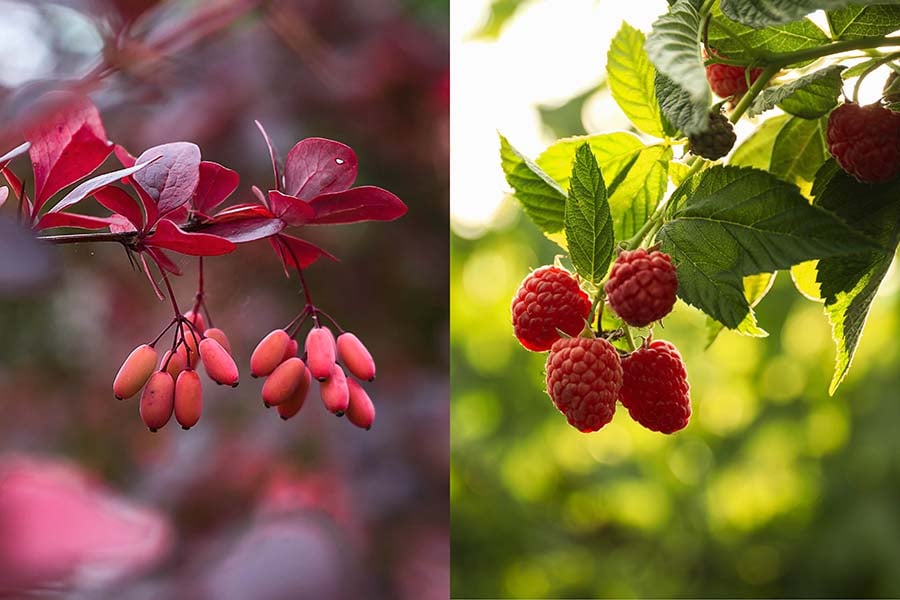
[622,325,636,351]
[587,292,605,333]
[729,64,780,124]
[765,36,900,69]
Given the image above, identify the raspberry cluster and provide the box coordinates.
[513,250,691,435]
[826,102,900,184]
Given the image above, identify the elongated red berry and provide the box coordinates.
[113,344,158,400]
[174,370,203,430]
[140,371,175,432]
[184,309,207,333]
[320,364,350,415]
[545,336,622,432]
[336,332,376,381]
[346,379,375,430]
[262,357,306,407]
[605,248,678,327]
[282,339,299,362]
[827,102,900,183]
[278,365,311,420]
[511,266,591,352]
[251,329,290,378]
[161,348,187,379]
[204,327,232,355]
[200,338,239,387]
[620,340,691,434]
[305,326,336,381]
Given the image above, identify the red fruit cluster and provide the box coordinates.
[250,325,377,429]
[113,309,238,431]
[544,335,691,435]
[605,248,678,327]
[511,266,591,352]
[826,102,900,184]
[705,62,763,99]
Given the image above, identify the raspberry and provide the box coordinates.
[688,111,736,160]
[706,62,763,99]
[620,340,691,434]
[826,102,900,184]
[545,336,622,433]
[604,248,677,327]
[511,266,591,352]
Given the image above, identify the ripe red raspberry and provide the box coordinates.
[545,336,622,432]
[604,248,677,327]
[511,266,591,352]
[826,102,900,184]
[706,62,763,99]
[620,340,690,434]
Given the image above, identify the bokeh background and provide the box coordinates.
[451,1,900,598]
[0,0,447,598]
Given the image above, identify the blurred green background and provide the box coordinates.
[451,1,900,598]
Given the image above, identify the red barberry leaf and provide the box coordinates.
[48,158,159,215]
[94,186,144,231]
[1,166,24,200]
[127,174,158,230]
[147,246,181,275]
[0,142,30,168]
[108,213,137,234]
[268,190,315,226]
[203,217,285,243]
[194,161,239,213]
[144,219,235,256]
[132,142,201,216]
[210,202,275,220]
[114,144,136,168]
[284,138,357,199]
[0,187,7,209]
[270,233,337,271]
[255,121,282,192]
[308,186,408,224]
[35,212,116,231]
[251,185,268,207]
[25,93,112,213]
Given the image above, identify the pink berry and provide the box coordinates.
[336,332,376,381]
[305,326,336,381]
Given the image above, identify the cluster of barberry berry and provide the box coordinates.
[113,309,238,431]
[250,320,377,429]
[511,249,691,435]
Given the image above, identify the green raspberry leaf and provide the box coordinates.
[749,65,846,118]
[705,271,776,347]
[720,0,900,28]
[565,145,615,285]
[770,115,829,186]
[655,72,710,136]
[498,133,567,235]
[536,133,671,240]
[827,4,900,39]
[608,23,666,138]
[645,0,710,134]
[813,160,900,394]
[708,6,829,66]
[730,114,790,168]
[657,165,880,328]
